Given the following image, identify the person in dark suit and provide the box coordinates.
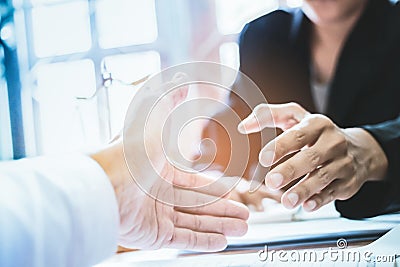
[200,0,400,218]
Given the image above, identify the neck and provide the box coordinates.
[312,4,367,48]
[308,5,367,84]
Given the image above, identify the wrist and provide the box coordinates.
[90,140,128,191]
[344,128,388,182]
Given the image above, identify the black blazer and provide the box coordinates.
[203,0,400,219]
[238,0,400,219]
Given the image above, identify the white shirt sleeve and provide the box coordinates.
[0,155,119,267]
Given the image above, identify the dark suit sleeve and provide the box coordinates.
[335,116,400,219]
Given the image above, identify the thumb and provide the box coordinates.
[237,102,309,134]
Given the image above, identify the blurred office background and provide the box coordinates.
[0,0,302,160]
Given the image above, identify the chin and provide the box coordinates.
[303,6,341,25]
[304,2,360,25]
[303,0,366,25]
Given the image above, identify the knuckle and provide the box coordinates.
[346,154,355,165]
[218,220,225,234]
[332,134,348,151]
[325,187,336,202]
[345,155,356,174]
[306,113,322,122]
[175,190,184,206]
[189,174,198,188]
[254,104,268,116]
[274,140,287,158]
[304,149,321,168]
[317,168,331,185]
[303,114,318,125]
[320,115,334,128]
[190,231,197,249]
[288,102,304,114]
[184,174,196,188]
[291,129,306,144]
[285,163,296,180]
[173,213,180,225]
[194,215,202,230]
[309,114,333,129]
[300,186,311,199]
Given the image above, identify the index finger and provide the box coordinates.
[173,170,237,198]
[258,114,327,167]
[237,102,309,134]
[166,228,228,252]
[174,192,250,220]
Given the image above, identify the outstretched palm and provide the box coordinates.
[102,74,249,251]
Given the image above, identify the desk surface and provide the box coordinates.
[95,213,400,267]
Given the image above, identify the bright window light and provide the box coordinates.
[286,0,303,8]
[35,60,99,154]
[220,42,240,70]
[31,1,91,57]
[103,51,161,135]
[0,80,13,160]
[216,0,279,35]
[29,0,75,5]
[96,0,158,49]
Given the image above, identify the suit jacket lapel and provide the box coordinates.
[326,0,389,126]
[289,9,316,112]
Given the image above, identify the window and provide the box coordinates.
[15,0,165,154]
[35,59,99,153]
[104,51,161,135]
[13,0,294,155]
[0,78,13,160]
[215,0,279,35]
[96,0,158,49]
[31,1,92,57]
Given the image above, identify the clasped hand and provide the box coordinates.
[92,76,249,252]
[238,103,388,212]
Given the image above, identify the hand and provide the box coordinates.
[199,169,282,212]
[238,102,388,212]
[230,181,282,211]
[92,74,249,252]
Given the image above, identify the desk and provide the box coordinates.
[95,213,400,267]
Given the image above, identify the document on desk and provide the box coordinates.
[95,203,400,267]
[228,212,400,249]
[226,201,399,250]
[96,224,400,267]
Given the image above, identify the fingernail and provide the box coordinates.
[304,200,317,211]
[266,173,283,189]
[260,150,274,166]
[237,116,256,134]
[287,193,299,207]
[237,122,246,134]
